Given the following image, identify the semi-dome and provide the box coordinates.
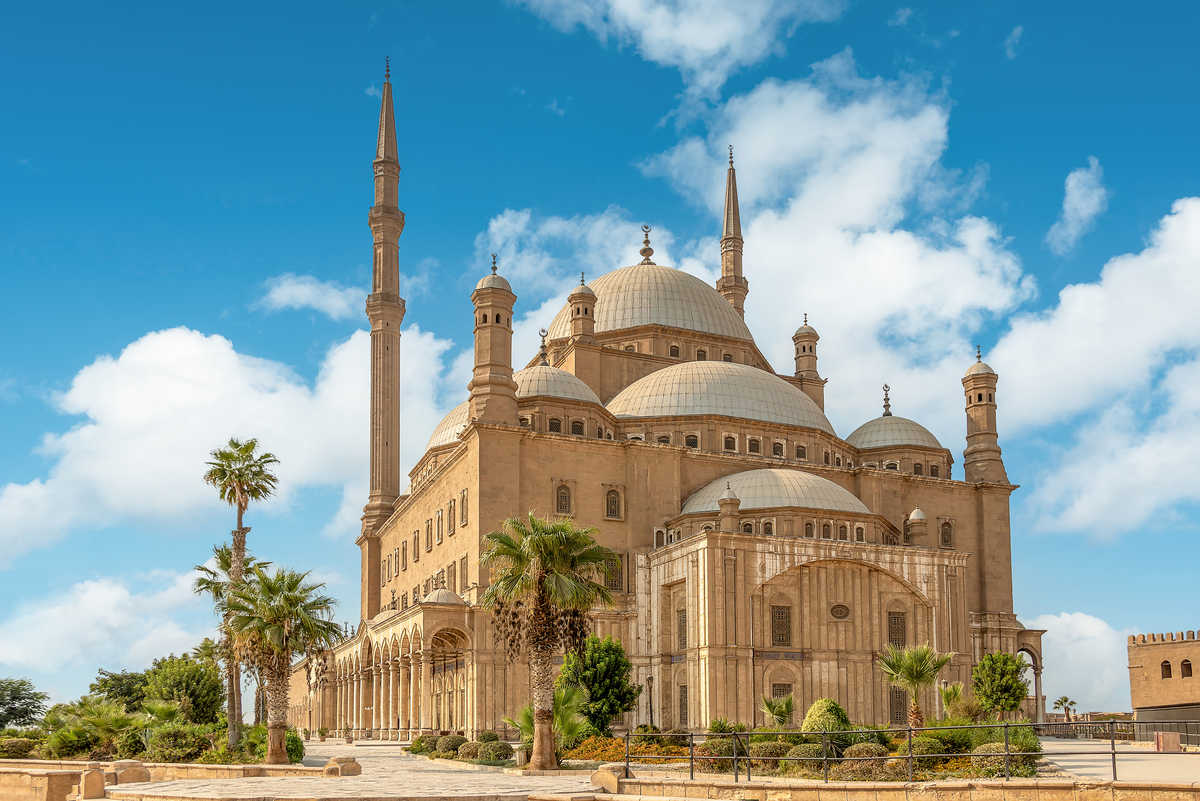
[545,263,754,342]
[607,361,835,434]
[426,401,469,450]
[513,365,601,404]
[846,415,942,450]
[682,468,870,515]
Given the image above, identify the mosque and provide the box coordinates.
[287,67,1045,738]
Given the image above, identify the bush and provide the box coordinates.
[749,740,791,771]
[143,655,224,724]
[477,740,514,761]
[801,697,851,734]
[924,718,975,754]
[970,741,1038,777]
[843,742,889,766]
[457,741,482,759]
[409,733,439,754]
[285,729,304,764]
[970,721,1041,753]
[895,735,943,769]
[432,749,457,759]
[844,724,891,748]
[437,735,468,754]
[115,728,147,759]
[695,737,745,772]
[0,737,36,758]
[829,754,905,782]
[477,730,500,742]
[782,742,833,774]
[631,723,662,747]
[144,723,211,763]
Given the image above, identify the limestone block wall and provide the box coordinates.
[1128,631,1200,714]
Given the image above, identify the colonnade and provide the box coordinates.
[329,650,469,739]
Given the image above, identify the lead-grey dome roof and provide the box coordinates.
[606,361,835,434]
[475,273,512,291]
[682,468,870,515]
[422,587,466,605]
[513,365,601,404]
[426,401,470,450]
[965,360,996,376]
[845,415,942,450]
[546,263,754,342]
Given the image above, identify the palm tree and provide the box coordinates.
[193,544,269,749]
[192,637,220,666]
[761,693,794,726]
[225,566,340,764]
[202,438,278,747]
[1053,696,1077,722]
[876,644,954,728]
[503,684,587,760]
[480,514,617,770]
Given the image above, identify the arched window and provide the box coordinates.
[804,522,814,538]
[519,417,530,428]
[1183,660,1193,678]
[940,522,953,548]
[628,434,643,441]
[657,435,670,444]
[742,523,753,534]
[913,463,923,475]
[772,441,784,457]
[669,344,680,358]
[548,418,562,433]
[796,445,807,460]
[479,313,487,323]
[1162,661,1173,679]
[595,427,603,438]
[605,490,621,519]
[930,464,940,478]
[838,524,848,541]
[885,462,899,470]
[696,349,707,360]
[685,434,699,448]
[821,523,831,540]
[624,345,635,352]
[823,451,830,465]
[570,420,584,436]
[556,485,571,515]
[855,526,865,542]
[605,432,613,440]
[988,393,993,402]
[722,353,733,362]
[835,456,842,467]
[763,521,773,536]
[978,393,984,402]
[748,439,761,454]
[723,436,736,451]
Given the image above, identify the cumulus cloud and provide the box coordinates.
[515,0,844,98]
[1046,157,1110,255]
[888,7,913,27]
[0,324,458,564]
[1003,25,1023,60]
[1024,611,1134,712]
[256,273,364,320]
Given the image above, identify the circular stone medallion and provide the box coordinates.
[830,603,850,620]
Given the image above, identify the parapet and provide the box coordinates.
[1129,630,1197,645]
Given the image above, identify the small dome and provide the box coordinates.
[607,361,835,434]
[475,273,512,291]
[546,263,754,342]
[683,469,870,515]
[909,507,927,522]
[514,365,601,404]
[569,282,596,299]
[965,360,996,377]
[422,587,466,605]
[846,415,942,450]
[718,482,739,502]
[794,325,817,337]
[426,401,469,450]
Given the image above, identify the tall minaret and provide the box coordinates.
[716,145,748,315]
[962,346,1008,483]
[362,59,406,544]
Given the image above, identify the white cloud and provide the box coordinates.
[515,0,844,98]
[365,84,381,98]
[0,324,458,564]
[888,7,913,27]
[1046,156,1110,256]
[256,273,364,320]
[1024,612,1133,712]
[1004,25,1023,59]
[545,98,566,117]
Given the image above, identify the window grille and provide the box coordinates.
[889,688,907,724]
[556,485,571,514]
[940,522,953,548]
[605,556,622,591]
[677,608,687,650]
[771,605,792,646]
[678,685,688,727]
[888,611,907,647]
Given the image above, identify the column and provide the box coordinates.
[420,652,432,732]
[386,659,396,738]
[1034,667,1044,723]
[372,665,381,735]
[399,657,410,736]
[356,669,365,733]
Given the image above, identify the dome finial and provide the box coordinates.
[490,253,498,274]
[639,224,655,264]
[538,327,549,366]
[882,383,892,417]
[728,144,734,167]
[385,56,390,82]
[803,312,808,326]
[976,344,982,362]
[580,271,586,285]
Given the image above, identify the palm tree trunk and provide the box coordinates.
[222,629,239,750]
[528,644,557,770]
[265,661,290,764]
[228,517,247,746]
[907,694,924,729]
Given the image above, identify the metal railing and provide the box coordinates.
[619,720,1200,782]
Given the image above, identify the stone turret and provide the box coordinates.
[568,273,596,344]
[468,255,519,425]
[791,314,825,410]
[718,482,741,533]
[716,146,748,315]
[962,346,1008,483]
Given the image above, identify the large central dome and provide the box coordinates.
[607,361,835,434]
[546,264,754,342]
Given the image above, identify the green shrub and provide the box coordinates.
[115,728,147,759]
[409,733,439,754]
[631,723,662,747]
[437,735,468,754]
[695,736,746,772]
[895,735,943,769]
[829,754,905,782]
[970,721,1041,754]
[44,726,96,758]
[782,742,834,774]
[458,741,482,759]
[749,740,791,770]
[477,740,514,761]
[843,742,889,766]
[144,723,211,763]
[924,718,975,754]
[432,750,457,759]
[801,698,851,733]
[844,724,891,747]
[0,738,36,758]
[970,741,1038,777]
[285,729,304,764]
[477,730,499,742]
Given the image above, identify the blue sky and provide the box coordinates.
[2,0,1198,713]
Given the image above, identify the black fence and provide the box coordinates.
[620,720,1200,783]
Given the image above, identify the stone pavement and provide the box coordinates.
[105,743,597,801]
[1039,738,1200,783]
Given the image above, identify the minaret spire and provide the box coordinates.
[717,145,748,315]
[375,59,397,163]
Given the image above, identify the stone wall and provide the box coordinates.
[1128,631,1200,715]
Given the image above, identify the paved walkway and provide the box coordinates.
[1039,738,1200,783]
[107,743,597,800]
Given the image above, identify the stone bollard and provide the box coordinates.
[323,756,362,777]
[111,760,151,784]
[80,763,106,799]
[514,746,528,767]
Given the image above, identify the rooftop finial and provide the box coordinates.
[385,56,390,82]
[803,312,808,326]
[639,224,655,264]
[882,383,892,417]
[580,271,586,285]
[490,253,498,274]
[538,327,549,366]
[976,344,982,362]
[728,144,734,167]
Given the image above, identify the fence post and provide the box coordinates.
[732,731,739,783]
[689,732,694,781]
[746,733,752,782]
[624,729,630,778]
[1110,719,1117,781]
[906,725,913,781]
[1003,722,1010,779]
[822,731,830,782]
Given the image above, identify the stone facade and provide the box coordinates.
[286,67,1045,739]
[1128,631,1200,720]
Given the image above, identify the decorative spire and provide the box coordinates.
[385,56,390,81]
[490,253,498,274]
[803,313,808,326]
[639,225,655,264]
[729,144,734,166]
[580,271,586,285]
[882,383,892,417]
[976,344,982,362]
[722,147,742,241]
[538,327,549,365]
[375,59,397,163]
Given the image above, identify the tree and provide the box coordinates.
[971,652,1030,715]
[876,644,953,727]
[760,694,794,726]
[89,670,148,713]
[202,437,279,748]
[225,566,340,763]
[558,635,641,735]
[504,684,586,758]
[193,541,269,748]
[480,514,617,770]
[144,654,224,724]
[0,678,48,727]
[1053,695,1077,722]
[192,638,220,666]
